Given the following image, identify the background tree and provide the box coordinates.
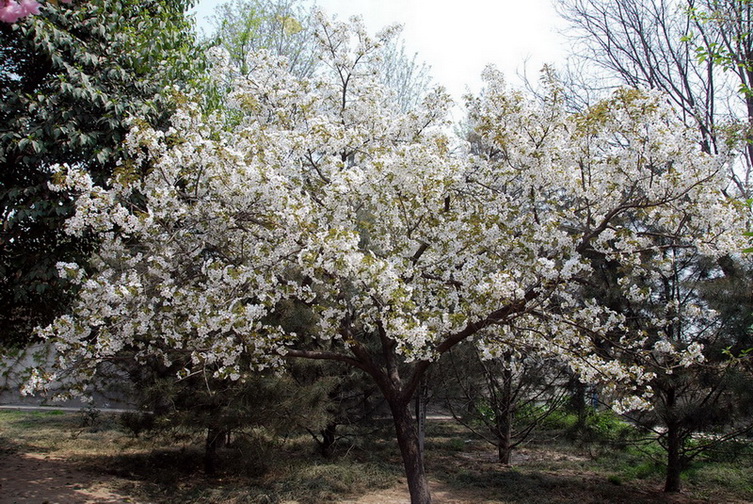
[209,0,318,78]
[273,297,385,459]
[557,0,753,197]
[120,358,333,475]
[557,2,753,489]
[208,0,432,111]
[291,358,383,457]
[583,246,753,491]
[553,92,753,492]
[436,341,569,464]
[0,0,209,347]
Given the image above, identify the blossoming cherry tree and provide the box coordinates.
[34,14,744,504]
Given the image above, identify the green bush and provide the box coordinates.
[119,411,156,438]
[536,407,579,431]
[624,459,663,480]
[582,410,636,446]
[698,438,753,463]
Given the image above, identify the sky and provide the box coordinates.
[192,0,567,107]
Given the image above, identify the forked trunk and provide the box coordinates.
[389,398,432,504]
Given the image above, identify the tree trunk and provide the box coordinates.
[497,425,512,465]
[571,379,588,434]
[389,398,432,504]
[415,376,427,463]
[496,356,514,465]
[664,421,683,492]
[320,423,337,457]
[204,427,226,476]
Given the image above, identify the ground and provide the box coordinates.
[1,409,751,504]
[0,450,736,504]
[1,452,132,504]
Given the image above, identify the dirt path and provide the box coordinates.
[337,479,491,504]
[0,452,133,504]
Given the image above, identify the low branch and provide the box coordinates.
[404,287,541,402]
[283,348,365,372]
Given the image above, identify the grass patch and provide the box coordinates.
[682,459,753,501]
[0,409,85,453]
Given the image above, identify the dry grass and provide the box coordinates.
[1,409,752,504]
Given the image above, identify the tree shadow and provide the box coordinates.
[430,457,707,504]
[0,444,133,504]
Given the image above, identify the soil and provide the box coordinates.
[0,452,133,504]
[337,479,491,504]
[337,477,725,504]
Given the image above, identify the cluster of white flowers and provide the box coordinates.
[679,342,706,367]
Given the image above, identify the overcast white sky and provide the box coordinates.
[193,0,567,106]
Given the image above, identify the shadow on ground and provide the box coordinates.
[0,449,133,504]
